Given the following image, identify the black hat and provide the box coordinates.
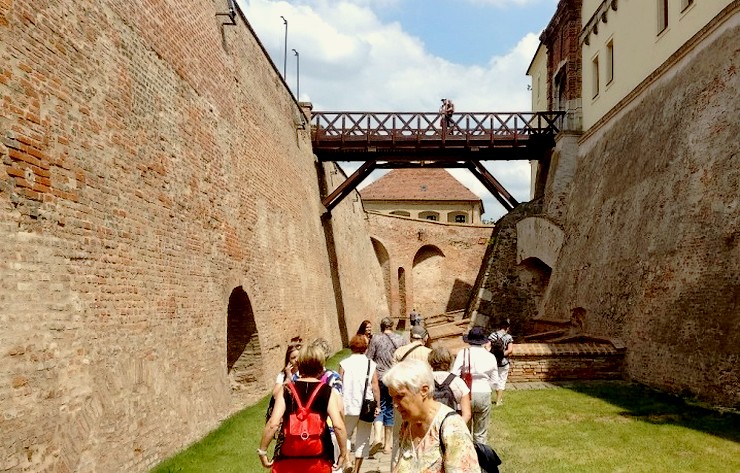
[462,326,488,345]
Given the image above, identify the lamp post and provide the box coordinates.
[280,16,287,79]
[292,48,300,100]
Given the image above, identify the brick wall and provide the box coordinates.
[0,1,385,471]
[509,343,624,382]
[366,212,492,323]
[539,21,740,407]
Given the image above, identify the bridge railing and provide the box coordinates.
[311,111,565,141]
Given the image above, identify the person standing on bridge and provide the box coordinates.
[440,98,455,129]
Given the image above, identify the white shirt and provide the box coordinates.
[340,353,377,416]
[451,345,499,393]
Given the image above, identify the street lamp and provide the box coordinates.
[292,48,300,100]
[280,16,287,79]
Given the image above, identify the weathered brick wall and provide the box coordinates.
[508,343,624,382]
[540,21,740,407]
[467,200,554,336]
[320,163,390,341]
[367,212,492,323]
[0,1,385,471]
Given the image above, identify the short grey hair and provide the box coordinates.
[310,338,332,359]
[383,359,435,395]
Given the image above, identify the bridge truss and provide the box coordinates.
[311,111,565,214]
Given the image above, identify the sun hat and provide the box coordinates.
[462,326,488,345]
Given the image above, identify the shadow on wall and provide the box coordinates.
[226,286,258,375]
[445,278,473,312]
[371,237,392,317]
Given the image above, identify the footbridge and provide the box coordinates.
[311,111,565,213]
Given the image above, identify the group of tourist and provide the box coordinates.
[257,317,513,473]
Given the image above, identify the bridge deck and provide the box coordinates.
[311,111,565,161]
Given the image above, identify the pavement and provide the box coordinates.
[353,449,392,473]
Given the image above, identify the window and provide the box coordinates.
[455,215,466,223]
[657,0,668,33]
[606,40,614,84]
[419,211,439,221]
[390,210,410,217]
[681,0,694,12]
[592,55,600,98]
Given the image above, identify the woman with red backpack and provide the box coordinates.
[258,344,348,473]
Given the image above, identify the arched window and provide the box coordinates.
[447,212,468,224]
[419,211,439,221]
[390,210,411,217]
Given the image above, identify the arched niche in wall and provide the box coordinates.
[516,216,564,268]
[518,257,553,316]
[412,245,446,318]
[398,266,407,322]
[390,210,411,217]
[226,286,261,391]
[371,237,393,316]
[418,211,440,222]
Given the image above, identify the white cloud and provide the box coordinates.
[237,0,543,219]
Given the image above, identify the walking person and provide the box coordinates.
[259,344,348,472]
[384,359,481,473]
[439,98,455,129]
[451,326,499,444]
[266,342,302,422]
[356,319,373,344]
[428,345,472,424]
[488,320,515,406]
[366,316,406,456]
[339,335,381,473]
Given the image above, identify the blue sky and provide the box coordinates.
[237,0,559,220]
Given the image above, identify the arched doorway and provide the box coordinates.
[412,245,445,318]
[371,237,392,316]
[226,286,262,396]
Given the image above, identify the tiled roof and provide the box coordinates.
[360,169,481,202]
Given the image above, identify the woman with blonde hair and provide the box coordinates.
[383,359,480,473]
[259,344,347,472]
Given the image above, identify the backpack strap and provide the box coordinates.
[441,373,456,388]
[399,343,423,361]
[285,381,324,411]
[438,411,458,456]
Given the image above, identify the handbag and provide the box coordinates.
[358,359,377,423]
[439,412,502,473]
[460,348,473,397]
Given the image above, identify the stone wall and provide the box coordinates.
[0,1,385,471]
[467,201,554,336]
[540,19,740,407]
[366,212,492,324]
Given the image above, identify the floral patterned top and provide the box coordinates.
[393,404,481,473]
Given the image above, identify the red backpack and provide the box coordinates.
[281,382,326,457]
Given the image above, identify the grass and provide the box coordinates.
[152,355,740,473]
[493,381,740,472]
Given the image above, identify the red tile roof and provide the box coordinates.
[361,169,481,202]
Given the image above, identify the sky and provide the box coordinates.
[236,0,559,221]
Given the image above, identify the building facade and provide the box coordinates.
[361,168,484,225]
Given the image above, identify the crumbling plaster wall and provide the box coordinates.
[540,20,740,407]
[0,1,385,471]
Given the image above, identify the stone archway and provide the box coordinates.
[412,244,446,318]
[371,237,392,316]
[226,286,262,399]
